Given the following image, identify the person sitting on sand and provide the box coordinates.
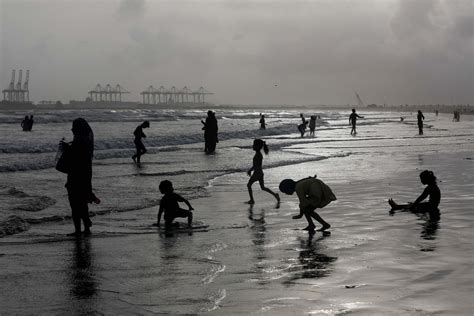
[388,170,440,221]
[246,139,280,206]
[279,176,336,231]
[157,180,194,230]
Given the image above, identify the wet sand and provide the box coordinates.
[1,148,473,315]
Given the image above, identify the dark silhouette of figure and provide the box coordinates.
[388,170,440,221]
[309,115,317,137]
[349,109,363,135]
[63,118,101,237]
[21,116,29,131]
[279,176,336,231]
[246,139,280,206]
[298,113,308,137]
[259,114,266,129]
[157,180,194,231]
[132,121,150,165]
[417,110,425,135]
[28,115,34,131]
[201,111,218,154]
[435,110,439,116]
[21,115,34,131]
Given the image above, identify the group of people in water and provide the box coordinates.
[52,109,441,236]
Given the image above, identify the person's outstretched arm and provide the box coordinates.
[411,187,429,208]
[177,194,194,210]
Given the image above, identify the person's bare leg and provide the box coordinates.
[246,181,255,204]
[310,211,330,231]
[388,198,409,210]
[188,212,193,228]
[303,212,316,231]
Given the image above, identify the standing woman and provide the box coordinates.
[65,118,100,236]
[246,139,280,206]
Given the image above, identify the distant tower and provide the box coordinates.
[2,69,30,103]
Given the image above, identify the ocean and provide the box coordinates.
[0,108,473,314]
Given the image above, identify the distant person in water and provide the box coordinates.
[63,118,101,236]
[21,116,30,131]
[246,139,280,206]
[279,176,336,231]
[309,115,317,137]
[202,111,218,154]
[349,109,363,135]
[28,115,34,131]
[298,113,308,137]
[388,170,440,221]
[132,121,150,165]
[417,110,425,135]
[259,114,266,129]
[157,180,194,230]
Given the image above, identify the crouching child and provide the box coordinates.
[157,180,194,230]
[279,176,336,232]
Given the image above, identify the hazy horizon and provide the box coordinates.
[1,0,473,105]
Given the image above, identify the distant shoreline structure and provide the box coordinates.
[0,99,472,114]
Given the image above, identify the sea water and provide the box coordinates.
[0,108,473,314]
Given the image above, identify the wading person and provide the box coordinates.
[63,118,101,236]
[246,139,280,206]
[132,121,150,166]
[349,108,363,135]
[417,110,425,135]
[157,180,194,231]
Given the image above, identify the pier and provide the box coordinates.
[140,86,213,105]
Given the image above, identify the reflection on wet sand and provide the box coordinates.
[248,205,267,284]
[68,238,98,313]
[284,232,337,285]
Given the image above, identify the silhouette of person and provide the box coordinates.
[202,111,218,154]
[63,118,101,236]
[349,109,363,135]
[28,115,34,131]
[157,180,194,231]
[246,139,280,206]
[132,121,150,165]
[298,113,308,137]
[21,115,30,131]
[417,110,425,135]
[388,170,440,221]
[279,176,336,231]
[309,115,316,137]
[259,114,266,129]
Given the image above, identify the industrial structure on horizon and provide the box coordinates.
[140,86,213,105]
[2,69,30,103]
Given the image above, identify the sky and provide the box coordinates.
[0,0,473,105]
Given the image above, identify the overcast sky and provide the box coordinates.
[1,0,473,105]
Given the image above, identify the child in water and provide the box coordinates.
[388,170,440,220]
[157,180,194,230]
[279,176,336,231]
[246,139,280,206]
